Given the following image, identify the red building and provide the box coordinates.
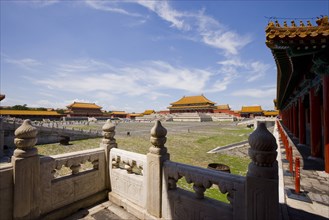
[266,16,329,172]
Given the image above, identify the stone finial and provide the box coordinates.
[248,123,277,167]
[14,119,38,157]
[149,120,167,154]
[100,119,117,148]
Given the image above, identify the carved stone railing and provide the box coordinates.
[109,148,147,213]
[50,148,103,178]
[164,161,245,203]
[39,148,107,215]
[162,161,245,220]
[111,148,145,175]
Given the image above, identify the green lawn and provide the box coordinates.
[36,121,252,203]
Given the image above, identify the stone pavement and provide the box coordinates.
[64,200,139,220]
[275,128,329,220]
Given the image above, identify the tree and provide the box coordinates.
[11,104,29,110]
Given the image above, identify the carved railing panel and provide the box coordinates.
[39,148,106,215]
[109,148,147,207]
[163,160,245,206]
[51,149,101,178]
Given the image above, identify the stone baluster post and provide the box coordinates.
[12,119,40,219]
[246,122,278,220]
[146,120,169,218]
[99,119,117,189]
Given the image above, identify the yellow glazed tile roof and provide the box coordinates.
[240,106,263,113]
[266,16,329,48]
[67,102,102,109]
[170,95,216,105]
[169,105,216,109]
[0,110,62,116]
[263,110,279,116]
[111,111,127,115]
[143,110,155,115]
[217,104,230,110]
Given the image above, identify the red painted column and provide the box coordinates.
[309,87,322,157]
[299,96,306,145]
[292,103,298,137]
[293,103,299,138]
[323,75,329,173]
[289,106,294,133]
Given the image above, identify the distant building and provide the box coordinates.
[263,110,279,117]
[66,102,103,117]
[143,110,155,115]
[168,95,216,113]
[157,110,170,115]
[110,111,128,119]
[240,106,263,118]
[0,109,62,120]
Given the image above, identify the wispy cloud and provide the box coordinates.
[217,57,271,82]
[31,58,218,98]
[137,1,251,55]
[4,57,42,70]
[81,0,251,56]
[137,1,190,30]
[85,0,142,17]
[232,87,276,98]
[16,0,60,7]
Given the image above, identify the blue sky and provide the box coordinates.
[1,0,328,113]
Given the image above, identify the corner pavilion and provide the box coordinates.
[168,95,217,114]
[66,102,103,117]
[266,16,329,172]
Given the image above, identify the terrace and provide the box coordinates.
[0,118,328,220]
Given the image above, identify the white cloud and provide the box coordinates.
[202,31,251,55]
[217,57,271,82]
[137,1,190,30]
[23,0,60,7]
[82,1,251,56]
[4,57,42,69]
[85,0,142,17]
[246,61,271,82]
[31,58,218,98]
[232,88,276,98]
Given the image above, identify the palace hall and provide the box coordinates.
[168,95,217,114]
[66,102,103,117]
[266,16,329,172]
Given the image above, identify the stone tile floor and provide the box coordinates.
[64,200,138,220]
[275,130,329,220]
